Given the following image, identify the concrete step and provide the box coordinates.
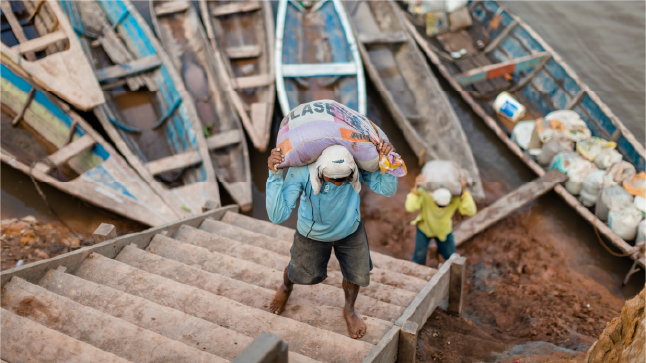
[1,308,130,363]
[39,268,252,360]
[76,252,371,363]
[201,218,434,285]
[222,210,294,241]
[1,277,227,363]
[116,244,393,343]
[175,225,417,307]
[146,234,405,322]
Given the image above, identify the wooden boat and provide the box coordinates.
[275,0,366,116]
[0,0,103,110]
[150,0,252,211]
[344,0,484,202]
[199,0,275,152]
[60,0,220,217]
[401,0,645,267]
[0,60,179,226]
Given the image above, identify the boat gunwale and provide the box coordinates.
[149,0,253,211]
[399,1,644,267]
[345,0,484,202]
[275,0,367,116]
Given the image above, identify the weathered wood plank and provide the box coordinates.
[0,1,37,61]
[98,26,146,91]
[0,205,238,287]
[360,326,399,363]
[282,62,357,77]
[358,31,408,45]
[11,30,67,54]
[211,1,261,16]
[454,52,550,86]
[95,55,162,82]
[448,256,466,315]
[93,223,117,243]
[484,19,519,53]
[234,74,274,89]
[205,129,242,150]
[454,170,567,246]
[46,134,96,167]
[397,321,418,363]
[395,254,458,329]
[145,150,202,175]
[154,1,190,16]
[230,333,287,363]
[251,103,269,136]
[226,44,261,59]
[565,90,586,110]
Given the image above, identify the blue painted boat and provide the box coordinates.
[0,60,179,226]
[401,0,645,266]
[275,0,366,116]
[60,0,219,217]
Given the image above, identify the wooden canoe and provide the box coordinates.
[345,0,484,202]
[0,0,103,110]
[401,0,645,268]
[150,0,253,212]
[200,0,275,152]
[0,60,179,226]
[60,0,221,217]
[275,0,366,116]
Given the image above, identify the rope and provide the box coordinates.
[29,161,85,243]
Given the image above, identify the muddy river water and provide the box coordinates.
[1,1,643,298]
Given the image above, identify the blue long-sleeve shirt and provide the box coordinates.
[266,166,397,242]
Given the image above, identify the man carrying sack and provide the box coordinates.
[406,174,476,264]
[266,142,396,339]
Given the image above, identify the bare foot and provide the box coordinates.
[269,284,292,314]
[343,307,367,339]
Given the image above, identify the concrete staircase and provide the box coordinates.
[0,207,461,363]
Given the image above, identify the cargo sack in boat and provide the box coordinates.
[544,110,591,142]
[539,138,574,166]
[636,220,646,245]
[608,206,643,241]
[608,161,636,184]
[549,152,593,174]
[418,160,462,196]
[623,172,646,198]
[276,100,407,177]
[634,196,646,217]
[598,186,634,222]
[576,137,616,162]
[579,170,617,207]
[594,148,623,170]
[565,165,598,196]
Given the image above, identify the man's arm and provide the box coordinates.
[266,148,304,225]
[361,169,397,197]
[458,191,477,217]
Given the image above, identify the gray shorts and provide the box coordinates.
[288,221,373,287]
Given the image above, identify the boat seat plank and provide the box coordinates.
[48,134,96,166]
[234,74,273,89]
[11,30,67,55]
[0,1,37,61]
[226,44,261,59]
[98,28,145,91]
[455,52,550,86]
[454,169,567,246]
[95,55,162,83]
[145,150,202,175]
[484,19,519,53]
[205,130,243,150]
[154,1,190,16]
[358,31,408,45]
[282,63,357,77]
[211,1,261,16]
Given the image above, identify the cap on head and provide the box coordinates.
[432,188,452,207]
[319,145,354,179]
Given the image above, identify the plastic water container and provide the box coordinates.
[494,92,526,123]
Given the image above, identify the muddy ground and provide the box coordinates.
[361,179,625,361]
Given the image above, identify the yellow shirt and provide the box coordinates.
[405,188,477,241]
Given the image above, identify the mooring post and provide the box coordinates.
[397,320,418,363]
[448,256,466,315]
[93,223,117,243]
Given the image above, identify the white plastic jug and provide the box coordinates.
[494,92,526,123]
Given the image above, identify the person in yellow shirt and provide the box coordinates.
[405,175,477,264]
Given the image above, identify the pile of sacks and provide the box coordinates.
[511,110,645,241]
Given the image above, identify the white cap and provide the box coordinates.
[432,188,452,207]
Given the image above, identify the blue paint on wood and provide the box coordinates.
[84,164,137,201]
[511,26,544,53]
[579,93,617,137]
